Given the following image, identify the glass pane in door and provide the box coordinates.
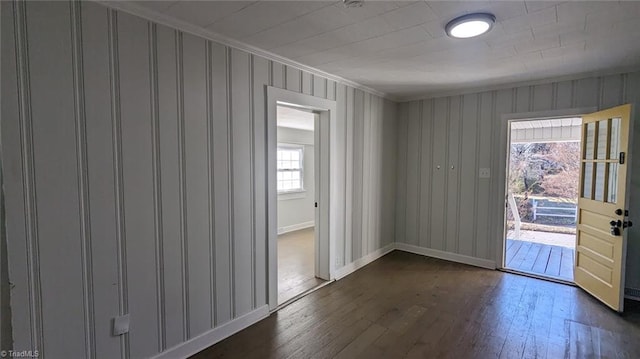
[583,162,593,199]
[607,163,618,203]
[596,120,608,160]
[594,163,606,201]
[584,122,595,160]
[610,118,620,160]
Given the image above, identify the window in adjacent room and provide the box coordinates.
[277,144,304,193]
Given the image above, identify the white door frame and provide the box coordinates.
[266,87,337,311]
[496,107,597,269]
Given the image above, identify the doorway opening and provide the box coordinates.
[267,87,336,311]
[276,105,326,305]
[504,117,582,283]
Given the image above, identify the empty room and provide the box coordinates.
[2,1,640,358]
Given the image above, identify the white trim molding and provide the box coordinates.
[277,221,315,235]
[334,243,395,280]
[395,243,496,270]
[151,305,269,359]
[96,1,391,100]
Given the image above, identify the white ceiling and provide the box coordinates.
[133,1,640,99]
[277,105,315,131]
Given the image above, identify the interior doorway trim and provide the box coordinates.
[266,87,337,311]
[495,107,597,269]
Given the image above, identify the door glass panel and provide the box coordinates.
[584,122,595,159]
[583,162,593,199]
[594,163,606,201]
[610,117,620,160]
[607,163,618,203]
[596,120,608,160]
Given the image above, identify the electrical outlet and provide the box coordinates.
[479,168,490,178]
[112,314,130,336]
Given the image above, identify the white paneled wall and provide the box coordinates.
[1,1,397,358]
[396,71,640,290]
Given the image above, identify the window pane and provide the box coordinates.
[583,162,593,199]
[584,122,595,160]
[291,151,299,161]
[594,162,605,201]
[596,120,608,160]
[608,163,618,203]
[610,117,620,160]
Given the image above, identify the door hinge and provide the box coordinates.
[620,152,625,164]
[315,202,318,208]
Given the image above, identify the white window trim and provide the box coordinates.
[277,143,305,194]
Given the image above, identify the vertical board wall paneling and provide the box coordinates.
[80,2,121,357]
[429,98,448,251]
[155,22,185,348]
[625,71,640,290]
[446,96,461,253]
[117,12,159,358]
[335,84,347,266]
[394,104,408,245]
[457,94,478,257]
[397,71,640,276]
[1,1,33,352]
[30,2,85,357]
[2,1,398,357]
[361,93,371,255]
[474,91,493,259]
[211,42,232,326]
[404,101,420,247]
[418,99,433,249]
[352,90,364,260]
[230,48,253,317]
[382,99,398,246]
[344,86,354,264]
[252,55,269,308]
[182,32,211,338]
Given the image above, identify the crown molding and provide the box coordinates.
[96,1,394,101]
[398,65,640,103]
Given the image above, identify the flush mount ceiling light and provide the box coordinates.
[445,13,496,39]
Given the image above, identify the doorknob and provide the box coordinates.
[610,220,622,228]
[615,209,629,216]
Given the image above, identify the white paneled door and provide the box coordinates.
[575,104,632,312]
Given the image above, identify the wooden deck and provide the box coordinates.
[505,239,574,282]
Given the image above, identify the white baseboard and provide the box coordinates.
[278,221,314,235]
[152,305,269,359]
[334,243,395,280]
[395,243,496,270]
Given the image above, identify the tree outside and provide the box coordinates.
[508,141,580,226]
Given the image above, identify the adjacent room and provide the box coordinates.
[2,1,640,358]
[276,105,326,305]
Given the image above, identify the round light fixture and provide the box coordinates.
[445,13,495,39]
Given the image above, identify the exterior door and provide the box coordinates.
[575,104,632,312]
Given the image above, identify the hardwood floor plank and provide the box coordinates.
[191,251,640,359]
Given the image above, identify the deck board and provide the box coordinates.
[506,239,574,282]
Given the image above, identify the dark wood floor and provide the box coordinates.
[505,239,574,282]
[192,251,640,359]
